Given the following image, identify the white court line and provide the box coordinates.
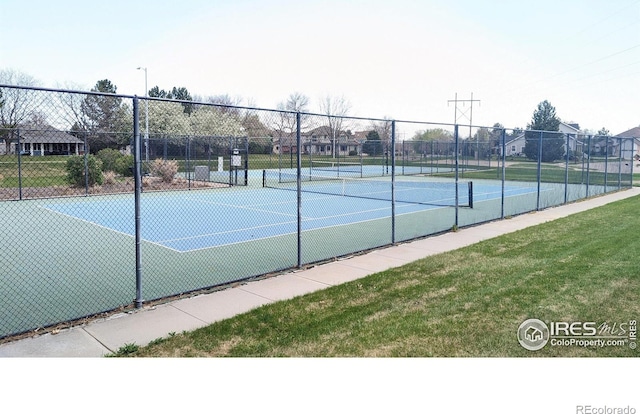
[39,192,452,254]
[38,205,180,252]
[182,195,298,218]
[156,204,395,245]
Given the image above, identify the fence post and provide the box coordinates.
[586,135,592,197]
[296,112,302,268]
[537,130,542,211]
[604,135,609,192]
[630,138,635,187]
[244,136,249,186]
[387,120,396,244]
[83,134,89,196]
[17,129,23,200]
[618,138,623,188]
[133,96,144,309]
[454,124,459,228]
[501,128,506,219]
[186,136,192,189]
[391,120,396,245]
[564,133,570,204]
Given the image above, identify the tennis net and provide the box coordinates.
[263,170,473,208]
[310,160,363,176]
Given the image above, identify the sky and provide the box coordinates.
[1,0,639,136]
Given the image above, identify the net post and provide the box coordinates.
[262,169,266,187]
[468,181,473,209]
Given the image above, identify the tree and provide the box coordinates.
[0,69,41,154]
[79,79,130,152]
[275,92,309,131]
[487,123,506,156]
[411,128,453,155]
[524,100,564,162]
[273,92,310,159]
[369,117,392,154]
[149,85,193,114]
[470,127,492,159]
[169,87,193,115]
[362,130,382,155]
[319,95,351,158]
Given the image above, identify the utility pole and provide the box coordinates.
[448,92,481,164]
[448,92,481,128]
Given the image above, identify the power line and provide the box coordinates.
[447,92,480,126]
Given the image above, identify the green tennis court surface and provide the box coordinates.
[0,177,610,338]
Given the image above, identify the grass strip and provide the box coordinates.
[125,195,640,357]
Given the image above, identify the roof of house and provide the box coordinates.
[14,126,84,144]
[616,126,640,138]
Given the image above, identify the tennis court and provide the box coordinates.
[37,174,536,253]
[0,167,612,339]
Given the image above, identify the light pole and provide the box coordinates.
[136,66,149,162]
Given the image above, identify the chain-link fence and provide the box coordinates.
[0,84,636,340]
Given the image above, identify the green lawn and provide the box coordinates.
[116,194,640,357]
[0,156,68,187]
[436,162,629,186]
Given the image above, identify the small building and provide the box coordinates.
[615,126,640,160]
[10,126,85,156]
[504,134,526,157]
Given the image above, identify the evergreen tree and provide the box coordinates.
[524,100,564,162]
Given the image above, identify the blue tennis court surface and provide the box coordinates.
[40,182,539,252]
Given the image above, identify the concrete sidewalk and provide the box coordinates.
[1,188,638,357]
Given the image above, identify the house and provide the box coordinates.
[525,326,544,342]
[615,126,640,160]
[272,126,362,156]
[503,122,584,157]
[504,134,526,156]
[9,125,85,156]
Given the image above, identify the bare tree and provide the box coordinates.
[370,116,393,152]
[273,92,310,158]
[318,95,351,158]
[57,81,91,133]
[0,69,41,154]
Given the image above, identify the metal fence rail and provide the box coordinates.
[0,84,636,339]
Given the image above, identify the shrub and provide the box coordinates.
[115,155,134,176]
[66,155,103,187]
[149,159,178,183]
[96,148,123,172]
[103,170,117,185]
